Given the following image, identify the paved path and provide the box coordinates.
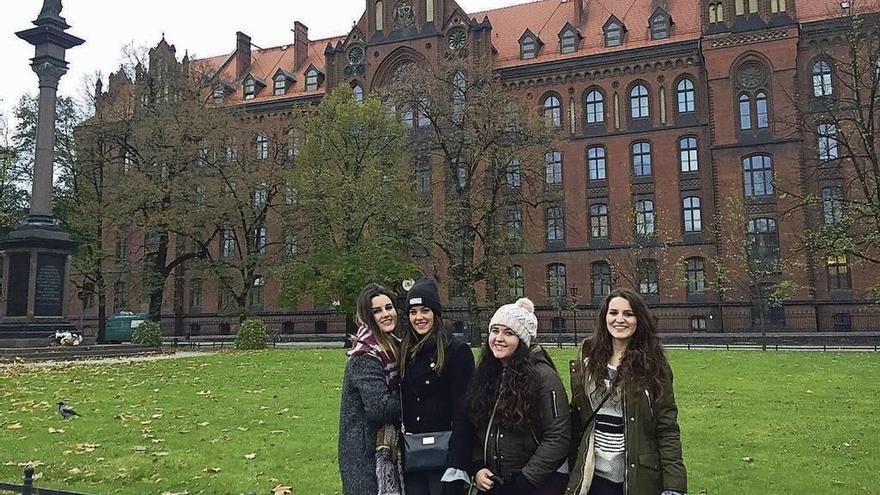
[0,350,214,369]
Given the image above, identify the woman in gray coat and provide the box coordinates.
[339,283,406,495]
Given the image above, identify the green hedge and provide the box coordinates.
[132,321,162,347]
[235,319,268,350]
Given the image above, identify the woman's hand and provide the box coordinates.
[475,468,496,492]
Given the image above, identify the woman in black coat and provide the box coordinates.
[400,277,476,495]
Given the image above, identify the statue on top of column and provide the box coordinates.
[39,0,63,19]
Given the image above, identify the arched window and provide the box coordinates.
[738,93,752,130]
[812,60,833,97]
[631,141,652,177]
[683,196,702,232]
[686,258,707,294]
[635,199,655,236]
[591,261,612,298]
[677,78,695,113]
[546,205,565,241]
[509,265,525,299]
[630,84,650,119]
[679,136,699,172]
[590,203,609,239]
[352,83,364,103]
[452,71,466,119]
[585,89,605,124]
[716,3,725,21]
[547,264,567,299]
[587,146,606,181]
[755,91,769,128]
[543,94,562,127]
[743,155,774,197]
[376,1,384,31]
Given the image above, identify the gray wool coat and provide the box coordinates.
[338,353,401,495]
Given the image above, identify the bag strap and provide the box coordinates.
[583,388,613,425]
[399,382,407,434]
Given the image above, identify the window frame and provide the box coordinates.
[587,146,606,181]
[683,196,702,232]
[584,88,605,125]
[679,136,699,173]
[547,263,567,300]
[635,199,656,237]
[676,77,696,114]
[686,257,707,294]
[542,93,562,128]
[743,154,775,197]
[812,59,834,98]
[546,205,565,242]
[590,203,609,239]
[591,261,612,298]
[545,150,563,185]
[631,141,653,177]
[629,83,650,119]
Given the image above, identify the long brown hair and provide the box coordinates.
[399,309,447,378]
[356,283,400,360]
[587,288,669,397]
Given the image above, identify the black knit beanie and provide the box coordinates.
[406,277,442,318]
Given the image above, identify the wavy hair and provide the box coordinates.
[355,283,400,360]
[467,342,550,432]
[587,288,669,397]
[400,310,447,378]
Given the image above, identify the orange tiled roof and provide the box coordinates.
[798,0,880,22]
[473,0,702,69]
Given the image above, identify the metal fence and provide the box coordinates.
[0,466,92,495]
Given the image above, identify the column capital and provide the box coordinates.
[31,60,68,89]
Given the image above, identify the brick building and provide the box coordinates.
[69,0,880,337]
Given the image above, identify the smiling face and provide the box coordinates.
[605,296,638,346]
[488,324,520,364]
[370,294,396,333]
[409,306,435,335]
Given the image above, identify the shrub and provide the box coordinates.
[235,319,268,350]
[132,321,162,347]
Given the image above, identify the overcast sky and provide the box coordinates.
[0,0,532,131]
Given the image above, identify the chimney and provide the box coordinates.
[235,31,251,80]
[293,22,309,71]
[575,0,587,26]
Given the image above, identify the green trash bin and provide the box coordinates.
[105,312,148,343]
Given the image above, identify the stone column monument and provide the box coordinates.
[0,0,84,346]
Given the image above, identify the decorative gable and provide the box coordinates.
[558,22,583,54]
[603,15,627,47]
[518,28,544,60]
[242,73,266,100]
[649,7,673,40]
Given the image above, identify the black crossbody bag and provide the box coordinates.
[400,385,452,473]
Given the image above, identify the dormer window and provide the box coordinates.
[305,69,319,91]
[650,9,672,40]
[244,77,256,99]
[519,30,542,60]
[604,17,626,47]
[559,24,581,54]
[274,74,288,96]
[212,85,225,101]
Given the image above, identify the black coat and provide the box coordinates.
[401,334,475,471]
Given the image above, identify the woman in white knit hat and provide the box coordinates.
[466,298,571,495]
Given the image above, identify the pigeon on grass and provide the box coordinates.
[58,401,80,419]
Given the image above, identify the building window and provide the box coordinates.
[521,34,538,59]
[547,264,567,299]
[244,77,256,99]
[254,225,268,254]
[686,258,707,294]
[812,60,833,97]
[546,205,565,242]
[683,196,702,233]
[189,279,202,312]
[755,91,769,128]
[827,255,851,290]
[274,74,287,96]
[506,157,521,188]
[587,146,606,181]
[690,315,708,332]
[305,69,319,91]
[560,29,579,54]
[253,183,268,208]
[285,230,299,257]
[817,123,839,161]
[543,94,562,127]
[591,261,612,298]
[631,141,652,177]
[585,89,605,124]
[222,229,236,258]
[219,289,235,312]
[113,280,127,310]
[770,0,786,13]
[738,93,752,130]
[376,1,384,30]
[748,218,779,273]
[212,85,225,101]
[545,151,563,185]
[509,265,525,299]
[415,159,432,198]
[402,95,430,129]
[250,276,265,311]
[630,84,650,119]
[635,199,655,237]
[255,133,268,160]
[353,83,364,103]
[650,10,671,40]
[749,0,759,13]
[452,71,466,120]
[507,205,523,243]
[677,78,695,113]
[605,20,623,47]
[590,203,609,239]
[638,259,659,296]
[679,136,699,173]
[115,235,128,263]
[743,155,774,197]
[821,186,843,224]
[708,3,725,23]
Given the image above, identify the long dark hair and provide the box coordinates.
[587,288,669,397]
[355,283,400,360]
[467,341,548,432]
[400,309,447,377]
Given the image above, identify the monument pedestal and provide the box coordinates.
[0,221,78,343]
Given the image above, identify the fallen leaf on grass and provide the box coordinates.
[741,457,754,463]
[272,485,293,495]
[244,453,257,460]
[6,422,23,429]
[132,446,147,453]
[48,427,65,434]
[197,421,210,427]
[203,467,222,473]
[68,467,82,475]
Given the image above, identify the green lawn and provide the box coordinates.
[0,349,877,495]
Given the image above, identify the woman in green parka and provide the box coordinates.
[566,288,687,495]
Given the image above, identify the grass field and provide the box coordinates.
[1,349,878,495]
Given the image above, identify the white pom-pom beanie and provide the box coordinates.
[488,298,538,346]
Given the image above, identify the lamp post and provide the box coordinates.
[569,285,579,346]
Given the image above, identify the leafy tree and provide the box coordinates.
[0,108,28,234]
[281,86,422,319]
